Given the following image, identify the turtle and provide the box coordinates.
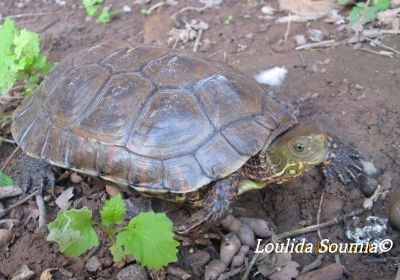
[11,43,369,234]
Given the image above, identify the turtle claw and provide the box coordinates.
[323,136,368,185]
[14,154,55,195]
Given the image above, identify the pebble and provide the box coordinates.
[294,35,307,46]
[358,175,379,197]
[69,172,83,184]
[307,29,325,42]
[117,264,148,280]
[0,229,14,245]
[261,5,275,15]
[11,265,34,280]
[86,256,101,273]
[389,198,400,230]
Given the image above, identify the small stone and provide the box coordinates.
[261,6,275,15]
[58,268,73,277]
[69,172,83,184]
[0,229,14,246]
[354,84,364,90]
[294,35,307,46]
[86,256,101,273]
[307,29,325,42]
[359,175,379,197]
[11,265,34,280]
[117,264,148,280]
[389,198,400,230]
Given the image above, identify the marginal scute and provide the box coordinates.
[18,115,50,158]
[163,155,210,192]
[46,65,110,128]
[41,126,69,165]
[222,119,271,156]
[73,73,154,145]
[127,90,214,159]
[66,133,97,172]
[96,145,130,184]
[194,74,263,128]
[143,55,217,87]
[195,134,247,178]
[129,154,163,190]
[103,46,170,72]
[74,43,120,66]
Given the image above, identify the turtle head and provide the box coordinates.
[266,124,328,183]
[266,124,374,185]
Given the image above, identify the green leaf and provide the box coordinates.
[100,193,126,225]
[97,9,111,23]
[0,18,18,51]
[47,207,99,256]
[349,4,378,24]
[111,212,179,269]
[0,171,14,187]
[372,0,389,11]
[13,30,40,59]
[83,0,104,16]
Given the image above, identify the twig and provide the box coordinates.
[0,219,20,226]
[171,4,210,26]
[147,1,165,13]
[0,136,16,145]
[35,194,46,229]
[277,208,366,240]
[193,29,203,52]
[316,190,325,241]
[296,40,339,50]
[358,47,394,58]
[0,190,39,218]
[3,12,55,19]
[0,146,20,172]
[284,13,291,42]
[366,38,400,56]
[354,0,372,39]
[0,185,23,200]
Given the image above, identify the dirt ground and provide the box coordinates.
[0,0,399,279]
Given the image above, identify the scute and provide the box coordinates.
[143,55,217,88]
[126,89,214,159]
[11,43,296,194]
[46,65,110,128]
[194,74,263,128]
[73,73,154,145]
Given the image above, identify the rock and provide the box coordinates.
[117,264,148,280]
[69,172,83,184]
[86,256,101,273]
[294,35,307,46]
[296,263,343,280]
[261,6,275,15]
[11,265,34,280]
[55,187,74,210]
[359,175,379,197]
[0,229,14,246]
[186,250,210,275]
[389,198,400,230]
[269,261,300,280]
[307,29,325,42]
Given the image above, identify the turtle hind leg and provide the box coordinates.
[14,153,55,194]
[175,173,240,235]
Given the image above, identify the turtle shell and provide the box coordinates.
[11,43,296,194]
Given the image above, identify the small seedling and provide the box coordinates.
[47,194,180,269]
[341,0,390,24]
[97,8,124,24]
[0,18,52,95]
[83,0,104,16]
[141,8,152,16]
[225,15,234,25]
[0,171,14,187]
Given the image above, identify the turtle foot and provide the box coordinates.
[323,136,368,184]
[14,154,55,195]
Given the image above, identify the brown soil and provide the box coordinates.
[0,0,399,279]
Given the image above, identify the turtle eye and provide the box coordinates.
[294,143,305,153]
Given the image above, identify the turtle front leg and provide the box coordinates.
[323,136,374,184]
[176,173,240,235]
[14,153,55,194]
